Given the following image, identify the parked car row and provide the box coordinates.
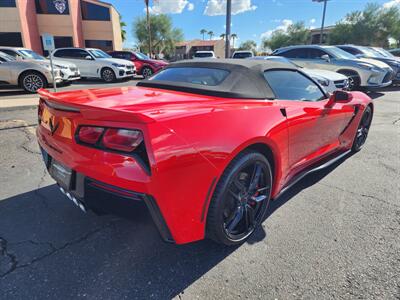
[190,44,398,93]
[0,47,170,93]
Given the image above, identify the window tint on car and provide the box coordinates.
[280,48,308,59]
[309,48,330,59]
[233,52,253,59]
[150,67,230,86]
[54,49,90,59]
[264,70,326,101]
[0,49,17,57]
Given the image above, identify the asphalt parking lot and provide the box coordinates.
[0,85,399,299]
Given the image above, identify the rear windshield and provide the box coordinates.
[149,67,229,86]
[194,52,213,58]
[233,52,252,59]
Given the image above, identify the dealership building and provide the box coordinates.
[0,0,122,54]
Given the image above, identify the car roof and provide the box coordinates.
[0,47,26,51]
[137,59,298,99]
[275,44,332,52]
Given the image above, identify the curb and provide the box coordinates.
[1,105,38,112]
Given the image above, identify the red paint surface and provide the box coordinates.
[37,87,372,244]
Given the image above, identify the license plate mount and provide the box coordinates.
[49,159,73,190]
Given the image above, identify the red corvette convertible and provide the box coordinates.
[36,60,373,245]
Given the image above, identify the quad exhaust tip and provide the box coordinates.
[58,186,87,213]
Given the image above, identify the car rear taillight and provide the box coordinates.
[102,129,143,152]
[77,126,104,144]
[76,126,149,173]
[76,126,143,152]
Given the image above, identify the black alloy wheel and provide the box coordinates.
[207,151,272,246]
[352,106,373,152]
[339,71,361,91]
[142,67,153,78]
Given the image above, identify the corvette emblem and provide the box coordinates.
[53,0,67,14]
[49,117,59,136]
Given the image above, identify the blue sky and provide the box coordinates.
[108,0,398,49]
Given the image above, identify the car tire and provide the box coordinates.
[142,67,153,79]
[206,151,273,246]
[101,67,116,83]
[19,71,47,93]
[338,70,361,91]
[352,106,373,152]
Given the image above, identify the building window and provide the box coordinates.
[85,40,113,51]
[54,36,73,48]
[0,0,16,7]
[42,36,73,56]
[0,32,23,47]
[35,0,70,15]
[81,1,110,21]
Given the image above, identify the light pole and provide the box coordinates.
[144,0,152,57]
[225,0,232,58]
[313,0,329,44]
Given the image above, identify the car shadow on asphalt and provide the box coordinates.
[0,154,351,299]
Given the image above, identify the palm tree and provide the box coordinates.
[120,19,127,42]
[220,33,226,40]
[144,0,152,56]
[200,29,208,40]
[208,31,214,40]
[231,33,238,48]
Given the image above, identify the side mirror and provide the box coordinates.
[326,90,353,106]
[321,54,330,62]
[85,55,92,60]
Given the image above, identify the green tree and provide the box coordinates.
[120,18,127,42]
[231,33,238,48]
[200,29,208,40]
[133,14,184,57]
[208,31,214,40]
[329,3,400,47]
[262,22,309,50]
[220,33,226,40]
[238,40,257,52]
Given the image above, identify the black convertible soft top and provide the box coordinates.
[136,59,298,99]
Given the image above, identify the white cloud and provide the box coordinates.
[204,0,257,16]
[187,3,195,11]
[148,0,194,14]
[260,19,293,40]
[310,18,316,24]
[383,0,400,8]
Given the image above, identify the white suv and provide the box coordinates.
[52,48,136,82]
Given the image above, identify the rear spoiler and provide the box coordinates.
[38,89,155,124]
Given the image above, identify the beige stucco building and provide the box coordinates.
[0,0,122,54]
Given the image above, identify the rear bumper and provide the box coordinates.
[41,146,174,243]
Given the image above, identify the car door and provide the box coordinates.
[54,49,94,77]
[131,53,144,72]
[303,48,337,72]
[0,57,11,83]
[279,48,309,67]
[264,69,354,181]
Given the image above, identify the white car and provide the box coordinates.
[193,51,217,59]
[251,56,349,93]
[52,48,136,82]
[232,50,254,59]
[0,47,80,84]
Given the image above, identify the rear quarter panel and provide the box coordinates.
[148,100,289,243]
